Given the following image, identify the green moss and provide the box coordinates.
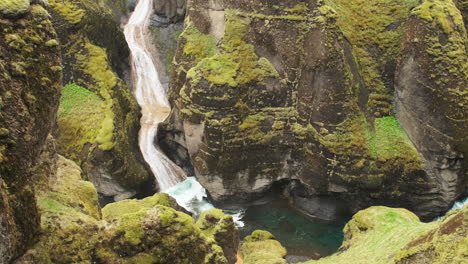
[413,0,465,34]
[0,127,9,136]
[49,0,85,25]
[185,11,279,88]
[241,230,287,264]
[285,3,309,14]
[182,23,217,63]
[74,42,116,150]
[324,0,418,117]
[116,210,148,246]
[57,83,106,162]
[368,117,421,167]
[301,206,467,264]
[30,4,49,17]
[45,39,58,47]
[244,230,275,242]
[0,0,30,17]
[102,193,175,221]
[196,208,233,238]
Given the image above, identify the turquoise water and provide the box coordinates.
[239,197,348,260]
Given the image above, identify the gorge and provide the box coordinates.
[0,0,467,264]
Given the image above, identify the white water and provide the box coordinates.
[124,0,244,225]
[124,0,185,190]
[434,197,468,221]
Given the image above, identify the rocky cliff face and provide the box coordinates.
[169,0,467,219]
[48,0,152,202]
[0,1,62,262]
[395,0,468,217]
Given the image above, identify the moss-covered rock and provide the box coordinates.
[50,0,152,201]
[196,208,240,264]
[18,155,238,264]
[0,0,30,17]
[301,205,468,264]
[395,0,468,215]
[241,230,287,264]
[168,0,467,220]
[0,2,61,262]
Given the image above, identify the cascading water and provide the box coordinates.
[124,0,185,191]
[123,0,244,224]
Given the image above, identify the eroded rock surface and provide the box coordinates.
[169,0,468,219]
[0,2,62,262]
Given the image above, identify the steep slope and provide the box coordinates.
[0,2,62,262]
[169,0,467,219]
[302,205,468,264]
[49,0,152,201]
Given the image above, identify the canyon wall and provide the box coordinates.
[49,0,152,201]
[0,1,62,262]
[169,0,468,220]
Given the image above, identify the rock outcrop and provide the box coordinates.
[49,0,152,202]
[16,155,239,264]
[0,2,62,262]
[169,0,467,219]
[240,230,287,264]
[301,205,468,264]
[395,0,468,217]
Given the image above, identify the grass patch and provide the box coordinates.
[368,117,419,161]
[57,83,106,161]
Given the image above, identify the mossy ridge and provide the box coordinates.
[51,0,151,190]
[300,206,467,264]
[325,0,419,118]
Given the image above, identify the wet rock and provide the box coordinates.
[152,0,186,26]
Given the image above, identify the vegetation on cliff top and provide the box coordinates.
[301,206,468,264]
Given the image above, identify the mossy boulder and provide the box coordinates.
[196,208,240,264]
[301,205,468,264]
[241,230,287,264]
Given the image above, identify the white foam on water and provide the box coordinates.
[124,0,186,191]
[434,197,468,221]
[165,177,245,227]
[124,0,245,227]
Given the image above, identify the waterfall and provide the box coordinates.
[124,0,245,225]
[124,0,185,191]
